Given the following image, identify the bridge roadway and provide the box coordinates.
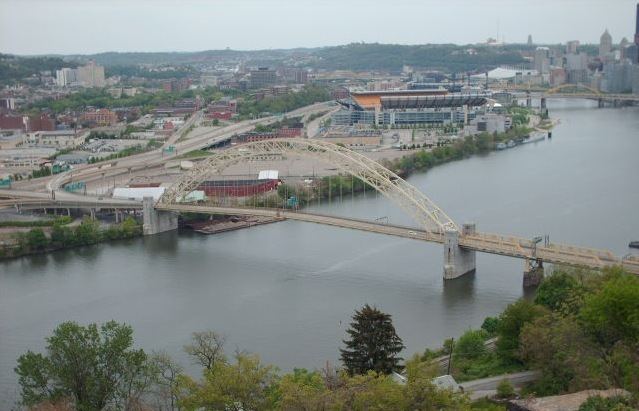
[3,192,637,275]
[0,190,142,211]
[531,92,639,101]
[497,88,639,102]
[156,204,639,275]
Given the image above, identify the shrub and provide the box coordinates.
[495,379,515,399]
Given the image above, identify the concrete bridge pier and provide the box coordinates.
[443,223,477,280]
[523,258,544,287]
[598,98,604,108]
[142,197,178,236]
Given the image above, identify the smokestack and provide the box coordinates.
[636,3,639,45]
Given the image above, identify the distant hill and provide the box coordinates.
[54,43,529,73]
[0,53,77,85]
[2,43,535,84]
[313,43,527,73]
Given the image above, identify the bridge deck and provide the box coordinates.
[157,204,639,275]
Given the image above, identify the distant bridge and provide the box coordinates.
[495,84,639,104]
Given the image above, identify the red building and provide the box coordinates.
[197,179,280,197]
[0,114,25,130]
[277,127,302,138]
[208,111,233,120]
[162,78,192,93]
[81,109,118,126]
[0,113,55,131]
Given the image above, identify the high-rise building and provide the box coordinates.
[534,47,550,74]
[55,68,77,86]
[55,61,105,88]
[635,3,639,46]
[527,35,533,46]
[76,61,105,88]
[620,37,630,59]
[566,40,580,55]
[602,60,634,93]
[249,67,277,89]
[599,29,612,57]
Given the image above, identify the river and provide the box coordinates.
[1,100,638,405]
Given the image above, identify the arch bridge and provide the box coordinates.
[149,139,639,282]
[505,84,639,106]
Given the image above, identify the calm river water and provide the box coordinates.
[1,100,638,405]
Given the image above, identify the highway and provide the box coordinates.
[12,102,334,193]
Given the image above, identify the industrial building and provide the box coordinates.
[249,67,277,89]
[332,89,489,127]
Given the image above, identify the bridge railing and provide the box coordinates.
[462,232,619,265]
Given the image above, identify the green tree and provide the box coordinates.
[177,352,278,411]
[277,368,328,411]
[496,300,548,363]
[403,355,471,410]
[481,316,500,336]
[184,330,226,371]
[26,228,48,251]
[496,379,515,399]
[579,273,639,346]
[14,321,150,410]
[150,351,184,411]
[454,329,487,361]
[73,217,101,245]
[578,395,634,411]
[340,304,405,375]
[534,271,582,312]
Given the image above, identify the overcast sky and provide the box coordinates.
[1,0,637,55]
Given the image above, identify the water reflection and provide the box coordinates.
[442,270,476,308]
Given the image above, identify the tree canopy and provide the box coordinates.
[340,304,405,375]
[15,321,150,410]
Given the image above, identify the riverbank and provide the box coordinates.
[267,122,550,210]
[0,216,142,260]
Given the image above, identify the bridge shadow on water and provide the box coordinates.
[141,229,180,256]
[441,271,476,308]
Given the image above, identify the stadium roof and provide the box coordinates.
[350,89,448,108]
[380,95,488,109]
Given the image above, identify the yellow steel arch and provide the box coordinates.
[160,139,459,233]
[546,83,601,95]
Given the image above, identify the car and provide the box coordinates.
[408,231,417,235]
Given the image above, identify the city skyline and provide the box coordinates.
[1,0,638,55]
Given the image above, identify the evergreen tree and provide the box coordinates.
[340,304,405,375]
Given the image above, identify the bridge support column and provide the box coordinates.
[540,97,547,110]
[142,196,178,236]
[598,98,604,108]
[523,259,544,287]
[443,223,476,280]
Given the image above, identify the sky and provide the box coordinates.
[1,0,637,55]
